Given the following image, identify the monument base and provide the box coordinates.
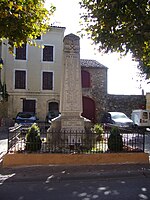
[61,116,85,132]
[47,115,93,145]
[48,115,92,132]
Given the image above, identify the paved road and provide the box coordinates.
[0,173,150,200]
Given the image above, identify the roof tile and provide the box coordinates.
[80,59,107,68]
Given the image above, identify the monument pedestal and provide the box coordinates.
[61,115,85,132]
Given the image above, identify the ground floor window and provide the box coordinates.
[23,99,36,113]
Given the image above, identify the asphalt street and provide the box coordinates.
[0,167,150,200]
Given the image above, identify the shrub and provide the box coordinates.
[91,123,104,141]
[91,123,104,134]
[108,127,123,152]
[25,123,42,152]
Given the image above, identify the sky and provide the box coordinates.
[45,0,149,95]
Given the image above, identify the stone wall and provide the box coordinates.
[94,94,146,123]
[106,94,146,117]
[84,65,146,122]
[82,66,108,122]
[96,94,146,122]
[91,94,146,122]
[81,65,107,96]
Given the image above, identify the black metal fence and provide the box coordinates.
[8,124,146,154]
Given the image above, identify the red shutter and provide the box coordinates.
[81,70,91,88]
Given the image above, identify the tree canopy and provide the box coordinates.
[0,0,55,51]
[79,0,150,78]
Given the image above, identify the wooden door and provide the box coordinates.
[82,96,95,123]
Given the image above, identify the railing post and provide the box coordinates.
[7,127,9,153]
[143,131,145,152]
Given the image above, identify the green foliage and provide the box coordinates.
[108,127,123,152]
[91,123,104,135]
[0,0,56,52]
[0,81,9,101]
[25,123,42,152]
[91,123,104,141]
[79,0,150,77]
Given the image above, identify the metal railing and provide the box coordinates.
[8,124,22,152]
[7,124,146,154]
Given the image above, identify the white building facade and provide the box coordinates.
[1,26,65,120]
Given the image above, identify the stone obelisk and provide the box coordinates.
[60,34,84,132]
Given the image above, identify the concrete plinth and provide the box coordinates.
[2,153,149,167]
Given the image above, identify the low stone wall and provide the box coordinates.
[2,153,149,167]
[106,94,146,117]
[95,94,146,122]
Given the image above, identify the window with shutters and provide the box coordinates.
[42,71,53,90]
[43,45,54,62]
[15,44,26,60]
[15,70,26,89]
[81,70,91,88]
